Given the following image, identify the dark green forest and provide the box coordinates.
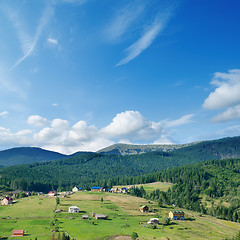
[127,158,240,223]
[1,136,240,192]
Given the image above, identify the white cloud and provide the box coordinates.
[0,111,8,118]
[27,115,49,127]
[212,105,240,122]
[48,37,58,45]
[52,103,58,107]
[8,5,54,70]
[166,114,195,127]
[203,69,240,122]
[0,111,194,154]
[203,69,240,110]
[106,2,144,41]
[116,2,175,66]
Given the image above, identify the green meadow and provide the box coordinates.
[0,191,239,239]
[114,182,173,194]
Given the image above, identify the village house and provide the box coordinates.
[82,215,89,219]
[95,214,107,219]
[12,230,24,236]
[72,186,81,192]
[69,206,79,213]
[147,218,159,225]
[140,205,149,212]
[1,196,13,205]
[48,191,56,197]
[169,210,185,220]
[91,186,101,192]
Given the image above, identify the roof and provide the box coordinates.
[95,214,107,218]
[140,205,148,208]
[13,230,24,234]
[170,210,184,214]
[91,186,101,189]
[48,191,56,193]
[5,197,13,201]
[69,206,79,209]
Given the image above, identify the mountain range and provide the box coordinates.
[1,136,240,192]
[1,136,240,167]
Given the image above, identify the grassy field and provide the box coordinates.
[0,191,239,240]
[114,182,173,194]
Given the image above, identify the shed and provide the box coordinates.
[95,214,107,219]
[169,210,185,220]
[13,230,24,236]
[82,215,89,219]
[147,218,159,225]
[69,206,79,213]
[140,205,149,212]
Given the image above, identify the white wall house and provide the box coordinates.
[69,206,79,213]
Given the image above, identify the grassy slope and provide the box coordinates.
[114,182,173,194]
[0,191,239,240]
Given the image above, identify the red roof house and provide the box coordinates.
[13,230,24,236]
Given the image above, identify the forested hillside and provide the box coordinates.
[126,158,240,223]
[0,147,67,167]
[0,136,240,192]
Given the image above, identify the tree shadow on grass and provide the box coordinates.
[185,217,196,221]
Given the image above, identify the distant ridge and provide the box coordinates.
[0,147,67,167]
[97,142,201,155]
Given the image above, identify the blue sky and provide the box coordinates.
[0,0,240,154]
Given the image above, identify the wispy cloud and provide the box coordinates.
[9,5,54,70]
[116,20,163,66]
[116,2,176,66]
[48,37,58,45]
[106,2,145,42]
[166,114,195,127]
[0,111,8,118]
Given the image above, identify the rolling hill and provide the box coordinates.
[1,136,240,192]
[0,147,67,167]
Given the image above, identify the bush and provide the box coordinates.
[131,232,138,240]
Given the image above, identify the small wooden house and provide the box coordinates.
[140,205,149,212]
[169,210,185,220]
[91,186,101,192]
[13,230,24,236]
[69,206,79,213]
[147,218,159,225]
[1,197,13,205]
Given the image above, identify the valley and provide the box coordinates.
[1,191,239,239]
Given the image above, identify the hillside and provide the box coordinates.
[0,147,93,167]
[97,142,199,155]
[1,191,239,239]
[1,136,240,192]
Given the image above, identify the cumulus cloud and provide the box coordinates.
[27,115,49,127]
[203,69,240,110]
[0,111,194,154]
[203,69,240,122]
[100,111,164,141]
